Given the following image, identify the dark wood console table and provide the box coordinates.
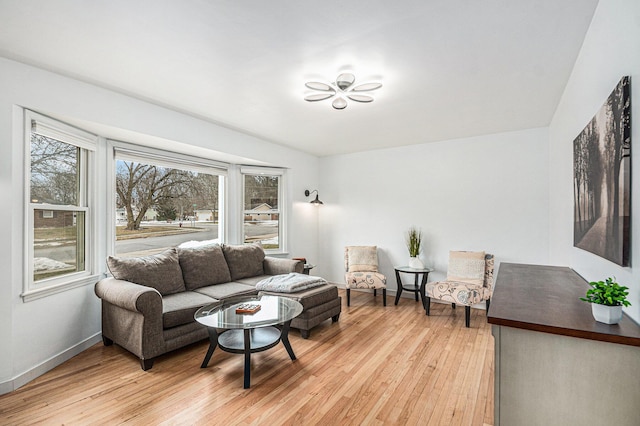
[488,263,640,425]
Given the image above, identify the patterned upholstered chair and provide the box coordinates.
[424,251,494,327]
[344,246,387,306]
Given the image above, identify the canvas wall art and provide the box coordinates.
[573,76,631,266]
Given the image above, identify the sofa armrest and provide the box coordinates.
[263,257,304,275]
[95,277,165,362]
[95,277,162,315]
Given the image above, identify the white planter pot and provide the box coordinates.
[591,303,623,324]
[409,257,424,269]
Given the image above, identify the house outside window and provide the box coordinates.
[241,167,286,252]
[24,111,97,301]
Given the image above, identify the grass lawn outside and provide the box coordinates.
[35,225,206,243]
[115,225,204,240]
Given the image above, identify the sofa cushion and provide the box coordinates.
[162,291,218,329]
[177,244,232,290]
[222,244,265,280]
[194,282,258,300]
[106,248,186,296]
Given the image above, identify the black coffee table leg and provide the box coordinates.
[201,328,219,368]
[419,272,430,311]
[414,274,419,301]
[244,329,251,389]
[281,320,296,361]
[394,270,403,305]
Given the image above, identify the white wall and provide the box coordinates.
[317,128,550,294]
[0,57,320,391]
[548,0,640,323]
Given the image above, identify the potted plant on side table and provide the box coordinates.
[406,226,424,269]
[580,277,631,324]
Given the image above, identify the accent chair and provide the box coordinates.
[424,251,494,327]
[344,246,387,306]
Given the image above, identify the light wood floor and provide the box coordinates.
[0,290,494,425]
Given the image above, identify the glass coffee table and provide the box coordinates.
[195,294,303,389]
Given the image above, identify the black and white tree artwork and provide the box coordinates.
[573,76,631,266]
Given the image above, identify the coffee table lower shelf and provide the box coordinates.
[200,322,296,389]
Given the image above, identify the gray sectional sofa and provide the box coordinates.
[95,243,341,370]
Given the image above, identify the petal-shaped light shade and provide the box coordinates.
[305,82,335,92]
[351,82,383,92]
[305,93,335,102]
[335,73,355,90]
[347,94,374,103]
[332,97,348,109]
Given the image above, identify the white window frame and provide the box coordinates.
[240,166,287,254]
[22,111,98,302]
[108,141,228,256]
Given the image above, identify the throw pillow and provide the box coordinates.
[222,243,265,280]
[347,246,378,272]
[447,251,486,286]
[106,248,186,296]
[177,244,232,290]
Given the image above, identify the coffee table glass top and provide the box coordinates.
[195,294,303,330]
[395,266,434,273]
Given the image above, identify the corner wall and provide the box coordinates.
[548,0,640,323]
[317,128,550,293]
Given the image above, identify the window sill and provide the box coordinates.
[265,250,289,257]
[21,274,103,302]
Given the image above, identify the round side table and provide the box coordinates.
[394,266,434,308]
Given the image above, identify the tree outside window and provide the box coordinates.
[114,158,222,257]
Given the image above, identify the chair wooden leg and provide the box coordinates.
[465,306,471,328]
[382,289,387,306]
[374,288,377,297]
[425,297,431,316]
[486,298,491,313]
[347,289,351,306]
[452,303,456,309]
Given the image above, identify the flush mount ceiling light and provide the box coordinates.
[304,73,382,110]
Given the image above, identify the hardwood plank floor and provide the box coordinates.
[0,290,494,425]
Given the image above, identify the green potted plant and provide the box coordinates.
[580,277,631,324]
[406,226,424,269]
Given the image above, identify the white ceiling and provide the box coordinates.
[0,0,599,157]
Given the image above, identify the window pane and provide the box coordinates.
[33,209,85,281]
[30,134,79,205]
[244,213,279,249]
[243,174,280,250]
[115,160,221,257]
[244,175,279,210]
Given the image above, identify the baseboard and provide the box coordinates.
[0,333,102,396]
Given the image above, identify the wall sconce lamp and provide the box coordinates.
[304,189,324,205]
